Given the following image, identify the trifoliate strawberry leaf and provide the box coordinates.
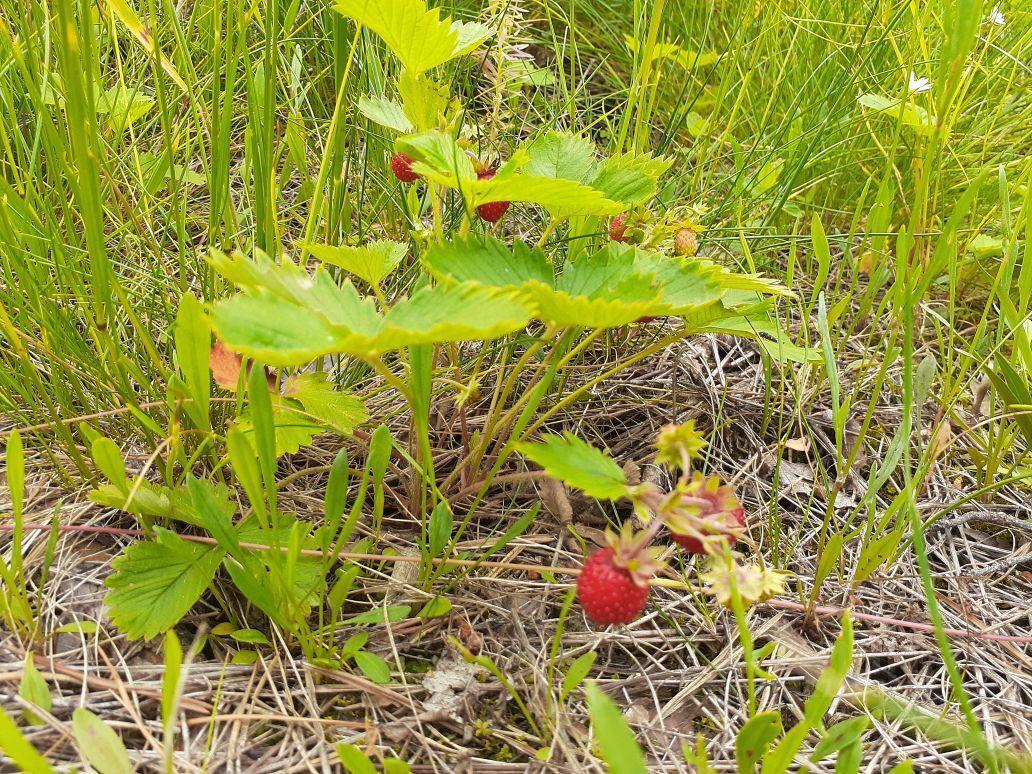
[104,527,224,640]
[357,95,413,133]
[211,251,534,363]
[590,153,672,206]
[625,247,726,314]
[422,236,554,288]
[332,0,458,75]
[523,131,597,183]
[308,240,407,287]
[518,433,628,500]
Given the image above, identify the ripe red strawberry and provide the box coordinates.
[666,473,746,555]
[391,152,419,183]
[610,212,629,242]
[670,506,745,554]
[577,547,649,625]
[475,169,510,223]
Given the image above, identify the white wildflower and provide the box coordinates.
[988,4,1005,25]
[908,71,933,94]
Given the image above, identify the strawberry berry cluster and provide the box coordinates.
[576,423,784,626]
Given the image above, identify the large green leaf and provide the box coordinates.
[590,153,671,206]
[211,251,534,363]
[523,131,597,183]
[422,236,554,287]
[377,283,534,349]
[471,174,624,218]
[396,130,476,187]
[308,240,407,287]
[104,528,224,640]
[356,95,413,133]
[333,0,459,74]
[211,293,346,365]
[518,433,628,500]
[531,249,662,327]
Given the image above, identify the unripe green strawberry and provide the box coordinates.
[391,152,419,183]
[674,227,698,257]
[475,169,510,223]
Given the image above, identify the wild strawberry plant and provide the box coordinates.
[87,0,796,666]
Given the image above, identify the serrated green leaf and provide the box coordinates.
[590,153,672,206]
[450,20,492,57]
[523,131,597,183]
[211,293,346,365]
[423,236,554,288]
[211,254,533,364]
[471,174,624,218]
[332,0,459,74]
[397,71,452,132]
[104,528,224,640]
[530,249,662,327]
[396,129,476,185]
[281,373,368,436]
[357,95,414,133]
[584,682,648,774]
[308,240,407,287]
[519,433,627,500]
[95,84,154,134]
[354,650,392,684]
[72,708,132,774]
[376,283,533,350]
[89,480,199,525]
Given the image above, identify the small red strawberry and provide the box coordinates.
[665,473,746,555]
[391,152,419,183]
[610,212,629,242]
[576,525,664,625]
[475,168,510,223]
